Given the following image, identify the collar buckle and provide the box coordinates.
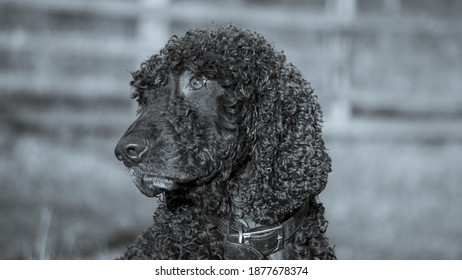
[239,224,285,255]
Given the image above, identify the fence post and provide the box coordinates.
[136,0,170,62]
[324,0,356,132]
[383,0,401,14]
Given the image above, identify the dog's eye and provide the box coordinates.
[188,77,207,90]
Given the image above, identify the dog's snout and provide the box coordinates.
[115,135,149,167]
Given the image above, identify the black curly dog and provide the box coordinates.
[114,25,335,260]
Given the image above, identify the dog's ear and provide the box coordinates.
[233,63,332,223]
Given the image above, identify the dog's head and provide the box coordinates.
[115,26,331,215]
[114,68,229,197]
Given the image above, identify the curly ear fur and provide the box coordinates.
[202,29,333,225]
[234,65,331,222]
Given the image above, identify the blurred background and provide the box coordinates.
[1,0,461,259]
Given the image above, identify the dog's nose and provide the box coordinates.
[114,135,148,167]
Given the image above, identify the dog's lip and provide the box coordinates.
[133,176,175,197]
[131,169,211,197]
[137,184,164,197]
[142,176,177,191]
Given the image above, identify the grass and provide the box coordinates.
[0,96,156,259]
[0,133,158,259]
[322,140,462,259]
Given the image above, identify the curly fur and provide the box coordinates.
[115,25,335,259]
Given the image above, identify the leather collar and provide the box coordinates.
[211,199,311,259]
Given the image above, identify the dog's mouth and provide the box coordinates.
[130,169,198,197]
[140,176,177,197]
[130,174,176,197]
[129,166,218,197]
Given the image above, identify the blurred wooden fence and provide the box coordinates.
[1,0,462,142]
[0,0,169,96]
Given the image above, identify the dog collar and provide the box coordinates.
[213,199,311,259]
